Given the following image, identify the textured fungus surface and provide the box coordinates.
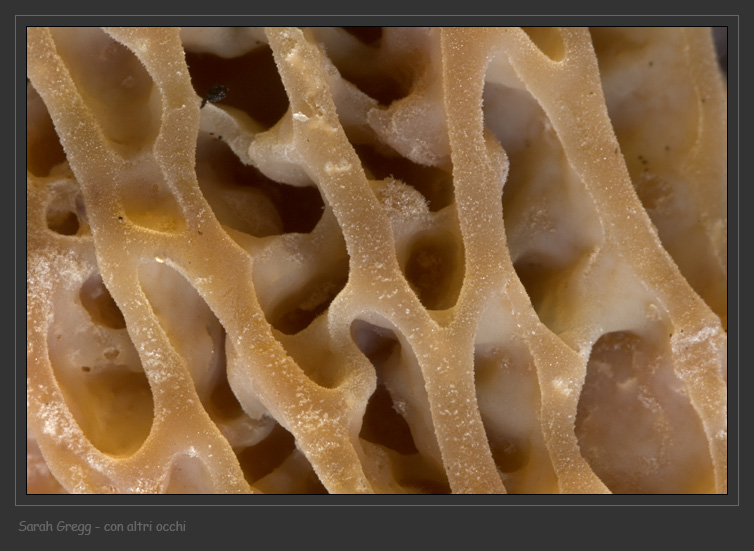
[26,27,727,494]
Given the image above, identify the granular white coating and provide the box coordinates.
[26,27,726,494]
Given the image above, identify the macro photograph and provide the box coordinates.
[25,26,728,496]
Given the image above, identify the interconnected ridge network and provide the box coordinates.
[27,27,727,494]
